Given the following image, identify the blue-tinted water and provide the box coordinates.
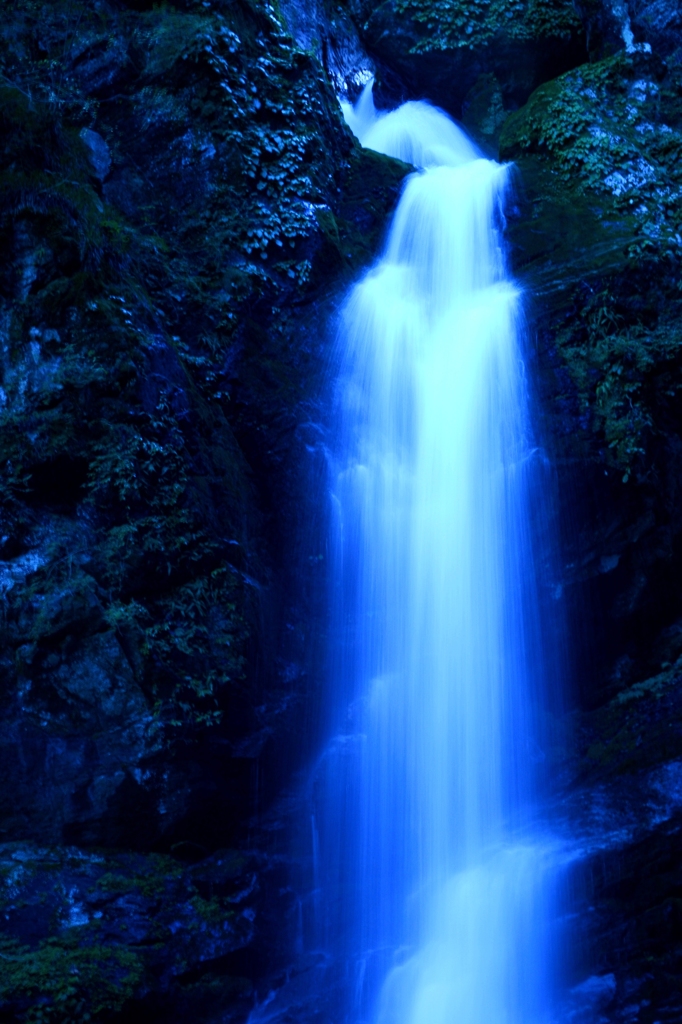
[318,84,560,1024]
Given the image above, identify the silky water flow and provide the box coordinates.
[314,83,562,1024]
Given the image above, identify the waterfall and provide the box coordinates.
[318,83,560,1024]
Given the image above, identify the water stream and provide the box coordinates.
[318,83,561,1023]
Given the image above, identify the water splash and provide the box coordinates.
[321,83,561,1023]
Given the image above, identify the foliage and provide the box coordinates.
[0,843,250,1023]
[501,53,682,482]
[553,291,682,482]
[390,0,581,53]
[501,54,682,256]
[0,0,404,739]
[0,934,144,1024]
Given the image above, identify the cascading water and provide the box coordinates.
[317,83,561,1024]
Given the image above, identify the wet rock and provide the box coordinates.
[495,43,682,706]
[0,6,412,1016]
[79,128,111,181]
[565,973,617,1022]
[354,0,589,115]
[0,842,257,1021]
[280,0,374,95]
[68,33,133,97]
[0,0,408,856]
[629,0,682,58]
[460,72,507,149]
[577,0,682,59]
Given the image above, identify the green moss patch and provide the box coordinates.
[0,0,406,745]
[501,53,682,483]
[390,0,581,54]
[0,842,255,1023]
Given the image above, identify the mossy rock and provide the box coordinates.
[0,842,257,1023]
[351,0,588,114]
[488,45,682,741]
[0,0,408,845]
[500,51,682,486]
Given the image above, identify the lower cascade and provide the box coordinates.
[317,84,563,1023]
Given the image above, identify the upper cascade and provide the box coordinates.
[341,81,510,314]
[341,81,479,169]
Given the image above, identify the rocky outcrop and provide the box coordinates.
[499,45,682,693]
[0,0,407,852]
[0,1,408,1016]
[490,10,682,1020]
[341,0,589,118]
[0,842,263,1022]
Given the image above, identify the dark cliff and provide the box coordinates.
[0,1,407,1018]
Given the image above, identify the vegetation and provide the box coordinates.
[501,52,682,483]
[0,934,144,1024]
[0,0,405,744]
[0,844,249,1023]
[390,0,581,53]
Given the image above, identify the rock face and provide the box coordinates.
[499,46,682,702]
[0,0,407,845]
[2,0,682,1020]
[0,843,258,1022]
[0,1,408,1016]
[360,0,590,114]
[495,9,682,1021]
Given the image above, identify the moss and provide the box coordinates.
[0,0,405,742]
[507,59,639,169]
[501,53,682,482]
[549,291,682,481]
[0,843,254,1021]
[614,667,677,705]
[337,146,412,267]
[95,853,183,899]
[189,892,235,926]
[500,53,682,256]
[0,934,144,1024]
[390,0,581,54]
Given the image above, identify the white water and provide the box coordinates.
[320,84,559,1024]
